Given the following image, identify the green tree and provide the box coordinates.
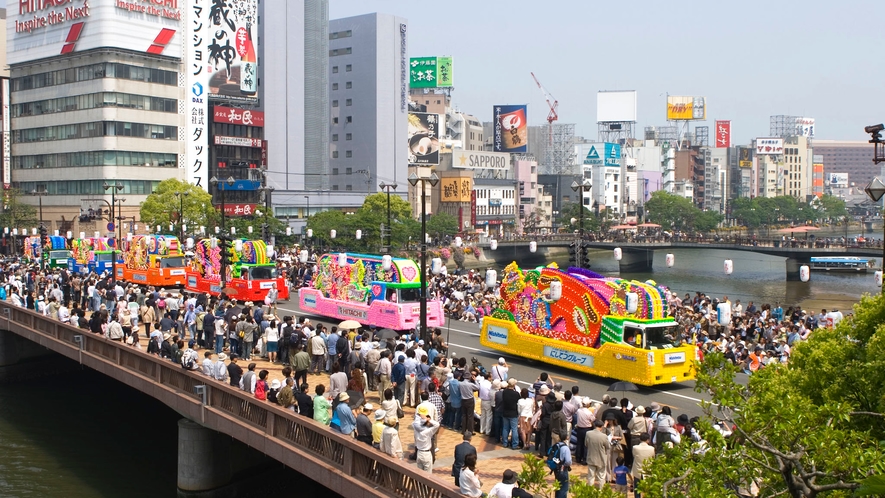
[140,179,215,231]
[557,201,599,233]
[816,194,847,222]
[693,209,723,232]
[0,188,38,229]
[645,191,698,231]
[425,211,459,239]
[730,197,762,228]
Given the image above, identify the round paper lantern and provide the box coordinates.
[529,241,537,253]
[549,281,563,301]
[286,227,292,236]
[54,230,59,237]
[3,227,7,234]
[266,245,275,258]
[79,231,85,239]
[12,229,17,236]
[214,226,220,234]
[247,226,253,234]
[307,228,313,238]
[126,233,133,242]
[454,236,462,247]
[210,237,218,249]
[337,252,347,267]
[724,259,734,275]
[876,270,883,287]
[666,253,675,267]
[799,265,810,282]
[330,229,336,239]
[182,224,187,234]
[186,237,194,249]
[485,269,497,289]
[230,227,236,235]
[490,239,498,251]
[32,228,37,235]
[94,231,100,239]
[169,224,174,232]
[614,247,622,261]
[299,250,309,263]
[717,302,732,325]
[199,226,205,235]
[382,255,392,271]
[626,292,638,314]
[431,257,443,275]
[355,229,362,240]
[234,239,243,252]
[66,231,72,239]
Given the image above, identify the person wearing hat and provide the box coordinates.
[330,392,357,436]
[267,379,281,404]
[535,384,555,457]
[491,357,509,382]
[412,404,440,472]
[451,431,477,487]
[380,416,403,460]
[371,409,386,449]
[213,353,229,382]
[488,469,519,498]
[355,403,374,445]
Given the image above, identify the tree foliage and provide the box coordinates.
[0,188,38,229]
[140,179,216,231]
[426,211,459,238]
[557,201,599,233]
[730,195,847,230]
[306,193,424,252]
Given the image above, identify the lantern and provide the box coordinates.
[382,255,392,271]
[230,227,236,235]
[182,224,187,234]
[717,302,732,325]
[431,257,443,275]
[455,236,463,247]
[425,233,431,243]
[199,226,205,235]
[169,224,174,232]
[876,270,883,287]
[94,231,100,238]
[210,237,218,249]
[186,238,194,249]
[157,225,161,233]
[626,292,638,314]
[54,230,59,236]
[235,239,243,252]
[799,265,810,282]
[337,252,347,267]
[215,226,220,234]
[247,226,253,234]
[485,269,497,289]
[330,229,336,239]
[529,241,537,253]
[299,250,309,263]
[724,259,733,275]
[549,281,563,301]
[126,233,133,242]
[266,245,275,258]
[3,227,7,234]
[666,253,675,267]
[614,247,622,261]
[490,239,498,251]
[307,228,313,238]
[12,229,17,236]
[79,231,85,239]
[355,229,362,240]
[66,231,72,239]
[286,227,292,236]
[32,228,37,235]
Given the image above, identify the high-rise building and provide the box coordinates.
[810,140,876,188]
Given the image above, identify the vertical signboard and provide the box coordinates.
[493,105,528,153]
[186,0,210,189]
[409,56,454,88]
[1,78,9,189]
[470,190,477,226]
[738,147,753,168]
[204,0,258,102]
[715,120,731,148]
[407,112,441,165]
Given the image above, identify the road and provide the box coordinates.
[274,299,745,419]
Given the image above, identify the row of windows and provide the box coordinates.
[476,206,516,216]
[331,65,352,74]
[13,92,177,117]
[13,151,178,170]
[330,185,354,191]
[212,147,263,160]
[330,150,353,159]
[474,189,515,199]
[14,180,159,196]
[330,47,352,57]
[13,62,178,92]
[331,99,353,107]
[331,82,353,91]
[331,133,352,141]
[329,30,352,39]
[210,123,263,139]
[14,122,176,143]
[331,116,353,124]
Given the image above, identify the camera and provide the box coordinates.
[865,124,884,134]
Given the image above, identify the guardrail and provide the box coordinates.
[0,302,461,498]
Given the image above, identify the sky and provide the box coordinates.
[330,0,883,146]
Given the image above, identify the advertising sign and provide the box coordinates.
[213,136,263,147]
[204,0,258,103]
[596,90,637,123]
[452,150,511,170]
[666,96,706,121]
[583,143,621,167]
[218,203,257,216]
[795,117,815,138]
[738,147,753,168]
[213,106,265,127]
[407,112,441,165]
[8,0,183,64]
[470,191,477,226]
[2,78,9,188]
[186,0,210,190]
[493,105,528,153]
[755,138,784,155]
[827,173,848,187]
[409,56,453,88]
[715,120,731,148]
[440,178,473,203]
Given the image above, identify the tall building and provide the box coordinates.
[327,13,408,196]
[810,140,876,188]
[783,135,811,200]
[6,0,184,233]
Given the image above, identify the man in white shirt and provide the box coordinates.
[477,373,493,435]
[57,303,71,323]
[201,351,215,376]
[491,357,509,382]
[412,405,440,472]
[213,353,229,382]
[733,300,743,318]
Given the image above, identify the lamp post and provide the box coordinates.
[210,176,236,288]
[115,198,126,256]
[864,178,885,293]
[570,179,592,268]
[379,182,398,252]
[174,191,190,241]
[31,186,47,269]
[408,172,440,344]
[257,185,274,242]
[103,181,124,285]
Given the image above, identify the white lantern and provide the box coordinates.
[799,265,810,283]
[382,255,392,271]
[199,226,205,235]
[286,227,292,236]
[626,292,639,314]
[214,226,220,234]
[425,233,431,243]
[12,229,17,236]
[717,302,732,325]
[266,245,275,258]
[32,228,37,235]
[234,239,243,252]
[182,224,187,234]
[724,259,733,275]
[614,247,622,261]
[126,233,133,242]
[79,231,85,239]
[169,224,174,232]
[299,250,309,263]
[94,231,100,238]
[210,237,218,249]
[134,224,139,231]
[666,253,675,267]
[490,239,498,251]
[876,270,883,287]
[431,257,443,275]
[307,228,313,238]
[356,229,362,240]
[338,252,347,267]
[230,227,236,235]
[3,227,7,234]
[54,230,59,236]
[247,226,253,234]
[66,231,72,239]
[529,241,537,253]
[156,225,161,233]
[485,269,497,289]
[330,229,336,239]
[455,236,463,247]
[549,280,563,301]
[186,237,194,249]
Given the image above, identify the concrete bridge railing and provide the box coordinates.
[0,303,461,498]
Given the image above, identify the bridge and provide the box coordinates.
[0,303,461,498]
[478,236,883,280]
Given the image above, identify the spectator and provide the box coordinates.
[313,384,331,426]
[488,469,518,498]
[452,431,477,487]
[295,383,313,417]
[412,405,439,472]
[380,416,403,460]
[458,453,483,497]
[371,409,386,449]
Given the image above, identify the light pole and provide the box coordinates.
[570,179,592,268]
[31,186,47,269]
[864,123,885,292]
[174,191,190,241]
[103,181,124,285]
[258,185,274,242]
[379,182,398,252]
[408,172,440,344]
[115,198,126,255]
[304,195,310,221]
[210,176,236,288]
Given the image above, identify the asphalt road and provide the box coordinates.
[274,299,743,419]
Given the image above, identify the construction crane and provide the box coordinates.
[531,72,558,145]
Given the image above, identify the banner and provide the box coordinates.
[185,0,210,190]
[205,0,258,103]
[213,106,265,127]
[470,191,477,226]
[409,56,453,88]
[583,143,621,167]
[715,120,731,148]
[738,147,753,168]
[755,138,784,155]
[407,112,441,165]
[667,96,706,120]
[213,136,263,147]
[440,178,472,202]
[493,105,528,153]
[452,150,510,170]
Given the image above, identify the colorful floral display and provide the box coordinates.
[71,238,110,265]
[122,235,181,270]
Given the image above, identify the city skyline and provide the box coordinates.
[331,0,882,145]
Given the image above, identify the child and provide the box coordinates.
[613,456,630,495]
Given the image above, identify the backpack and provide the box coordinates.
[546,442,565,473]
[181,350,197,370]
[255,380,267,401]
[157,299,166,309]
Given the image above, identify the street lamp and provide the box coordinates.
[864,177,885,292]
[210,176,236,288]
[570,179,592,268]
[31,186,47,269]
[103,181,124,285]
[257,185,275,242]
[174,191,190,241]
[379,182,398,253]
[408,172,440,344]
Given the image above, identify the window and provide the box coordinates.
[332,151,339,158]
[345,64,352,72]
[332,185,339,191]
[332,134,338,141]
[346,151,352,158]
[332,168,339,175]
[332,100,339,107]
[346,168,352,175]
[332,83,338,90]
[329,47,352,57]
[346,185,353,191]
[332,117,338,124]
[345,133,352,140]
[332,66,339,73]
[346,116,352,123]
[346,81,352,89]
[345,99,352,106]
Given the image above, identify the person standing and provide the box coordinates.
[574,397,596,464]
[477,372,493,436]
[632,433,656,498]
[451,431,477,487]
[551,431,572,498]
[376,350,393,398]
[459,371,479,434]
[365,342,381,391]
[585,419,610,489]
[412,405,440,472]
[308,331,327,374]
[291,344,310,387]
[500,378,521,450]
[391,355,407,406]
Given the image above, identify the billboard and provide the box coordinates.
[8,0,183,64]
[440,177,472,203]
[755,138,784,155]
[407,112,441,165]
[715,120,731,148]
[795,117,815,138]
[738,147,753,168]
[409,56,453,88]
[203,0,258,103]
[213,106,265,127]
[452,150,511,170]
[583,143,621,167]
[186,0,210,190]
[493,105,528,153]
[214,136,263,147]
[596,91,637,123]
[666,96,706,120]
[2,78,9,188]
[827,173,848,187]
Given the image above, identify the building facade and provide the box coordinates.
[810,140,876,189]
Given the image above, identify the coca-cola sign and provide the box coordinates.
[213,106,265,127]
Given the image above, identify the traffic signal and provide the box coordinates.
[39,224,48,248]
[219,235,232,268]
[583,250,593,269]
[568,242,578,265]
[261,224,269,241]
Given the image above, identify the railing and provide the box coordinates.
[0,302,460,498]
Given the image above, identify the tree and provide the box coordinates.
[645,191,698,231]
[693,210,723,232]
[425,211,459,239]
[140,179,215,231]
[557,201,598,233]
[816,195,847,222]
[0,188,38,229]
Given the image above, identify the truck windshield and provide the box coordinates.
[97,253,113,262]
[397,287,420,303]
[160,256,185,268]
[50,250,70,259]
[248,266,277,280]
[644,325,681,350]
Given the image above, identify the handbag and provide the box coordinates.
[396,400,405,419]
[126,335,135,345]
[530,406,542,430]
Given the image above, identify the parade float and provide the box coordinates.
[115,235,187,287]
[68,237,115,275]
[185,238,288,301]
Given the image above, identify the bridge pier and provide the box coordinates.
[178,419,232,498]
[0,330,21,367]
[785,257,811,282]
[619,248,654,273]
